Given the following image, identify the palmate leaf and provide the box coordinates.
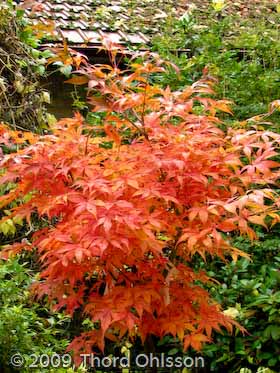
[1,43,280,363]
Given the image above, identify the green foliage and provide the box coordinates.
[188,234,280,372]
[152,7,280,128]
[0,257,86,372]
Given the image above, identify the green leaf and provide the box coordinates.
[168,348,179,355]
[13,216,23,226]
[235,338,245,355]
[36,65,46,76]
[268,357,278,367]
[211,0,226,12]
[271,326,280,341]
[59,65,72,77]
[0,219,16,236]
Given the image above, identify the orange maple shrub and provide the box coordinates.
[1,44,280,361]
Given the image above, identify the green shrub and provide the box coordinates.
[152,7,280,128]
[156,233,278,373]
[0,257,89,372]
